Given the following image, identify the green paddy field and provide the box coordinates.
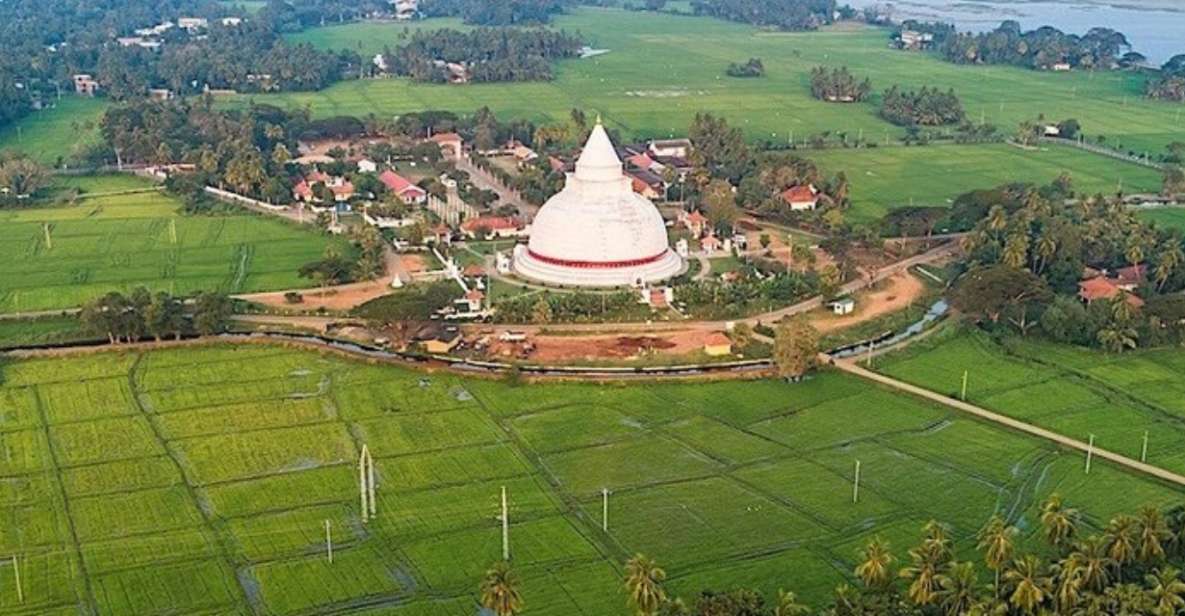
[0,175,341,314]
[0,97,106,166]
[0,343,1180,614]
[878,327,1185,475]
[265,7,1185,155]
[809,142,1163,221]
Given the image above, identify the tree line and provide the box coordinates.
[79,288,233,343]
[880,86,965,127]
[937,21,1139,72]
[690,0,837,31]
[809,66,871,103]
[379,28,585,83]
[419,0,570,25]
[478,497,1185,615]
[1148,55,1185,102]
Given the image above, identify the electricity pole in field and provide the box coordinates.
[359,445,376,522]
[501,486,510,561]
[325,520,333,563]
[1085,434,1096,474]
[1141,431,1149,463]
[852,460,861,504]
[961,371,968,401]
[602,488,609,532]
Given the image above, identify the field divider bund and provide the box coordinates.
[833,358,1185,489]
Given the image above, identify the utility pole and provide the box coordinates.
[1141,431,1149,463]
[961,370,968,401]
[1085,434,1096,474]
[43,223,52,250]
[866,340,875,368]
[501,486,510,561]
[359,445,375,522]
[602,488,609,532]
[325,520,333,563]
[11,555,21,604]
[852,460,861,504]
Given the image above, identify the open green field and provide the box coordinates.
[878,327,1185,475]
[0,175,341,314]
[259,8,1185,155]
[808,142,1164,221]
[0,97,107,165]
[0,343,1180,614]
[1139,207,1185,231]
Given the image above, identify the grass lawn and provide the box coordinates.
[807,142,1164,222]
[256,8,1185,155]
[0,343,1180,613]
[0,97,108,165]
[877,327,1185,475]
[0,175,343,313]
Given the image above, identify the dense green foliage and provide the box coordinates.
[690,0,835,31]
[381,28,584,83]
[420,0,569,25]
[808,66,871,103]
[1147,54,1185,102]
[939,21,1134,71]
[880,86,965,127]
[725,58,765,79]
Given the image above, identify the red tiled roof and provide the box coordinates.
[781,185,818,204]
[465,289,485,301]
[378,170,425,197]
[306,170,331,183]
[628,153,656,169]
[1114,264,1147,286]
[704,332,731,347]
[331,181,354,198]
[430,132,462,144]
[649,288,669,308]
[683,211,708,225]
[1078,276,1119,302]
[461,216,519,232]
[294,180,313,199]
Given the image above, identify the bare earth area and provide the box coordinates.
[810,272,926,333]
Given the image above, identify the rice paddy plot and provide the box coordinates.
[0,97,107,164]
[0,343,1182,614]
[806,143,1164,222]
[0,174,342,314]
[261,8,1185,153]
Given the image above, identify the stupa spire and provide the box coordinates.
[574,119,622,182]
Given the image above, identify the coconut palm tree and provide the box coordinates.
[773,590,811,616]
[624,554,667,616]
[1105,515,1139,579]
[855,537,895,589]
[901,540,945,606]
[978,515,1017,598]
[1137,505,1170,564]
[1041,493,1079,551]
[1097,326,1138,354]
[1051,555,1083,614]
[1003,233,1030,269]
[1004,555,1051,614]
[1146,566,1185,616]
[479,561,524,616]
[1070,535,1113,593]
[1033,233,1058,274]
[1155,242,1183,291]
[923,520,954,562]
[936,561,979,616]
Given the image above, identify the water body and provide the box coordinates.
[845,0,1183,65]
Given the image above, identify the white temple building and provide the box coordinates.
[514,121,683,287]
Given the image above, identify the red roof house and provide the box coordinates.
[379,170,427,204]
[781,185,819,211]
[460,216,523,239]
[679,210,710,237]
[1078,276,1144,308]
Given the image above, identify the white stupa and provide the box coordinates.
[514,120,683,287]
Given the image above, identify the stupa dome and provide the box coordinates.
[513,121,683,287]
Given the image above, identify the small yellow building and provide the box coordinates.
[703,332,733,357]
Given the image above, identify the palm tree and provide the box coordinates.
[1137,505,1170,564]
[1097,326,1138,354]
[773,590,811,616]
[1104,515,1139,579]
[1070,535,1113,593]
[624,554,666,616]
[1004,555,1051,614]
[1034,233,1057,274]
[922,520,954,562]
[1051,554,1084,614]
[479,561,523,616]
[855,537,895,589]
[1003,233,1030,269]
[900,540,944,606]
[1040,493,1079,551]
[936,561,979,616]
[1146,566,1185,616]
[978,515,1017,598]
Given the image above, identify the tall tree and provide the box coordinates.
[624,554,667,616]
[479,561,524,616]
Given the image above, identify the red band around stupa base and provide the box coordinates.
[526,248,670,269]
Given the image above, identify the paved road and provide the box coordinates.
[832,357,1185,489]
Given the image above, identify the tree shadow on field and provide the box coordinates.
[0,355,8,386]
